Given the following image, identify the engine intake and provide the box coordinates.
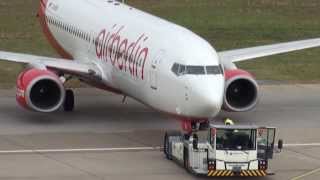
[16,69,65,112]
[223,69,259,112]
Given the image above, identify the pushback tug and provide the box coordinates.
[164,120,283,177]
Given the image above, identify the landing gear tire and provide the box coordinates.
[184,134,190,140]
[199,120,210,131]
[184,147,190,171]
[63,89,74,112]
[164,133,171,160]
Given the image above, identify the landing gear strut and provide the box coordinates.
[180,119,210,141]
[181,119,210,133]
[63,89,74,112]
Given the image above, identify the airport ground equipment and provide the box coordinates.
[164,124,283,177]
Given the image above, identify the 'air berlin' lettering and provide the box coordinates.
[95,25,149,80]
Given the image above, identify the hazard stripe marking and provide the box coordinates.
[256,170,261,176]
[208,170,266,177]
[208,170,213,176]
[252,170,257,176]
[221,171,228,176]
[212,171,218,176]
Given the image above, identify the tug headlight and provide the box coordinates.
[208,160,216,170]
[259,160,268,170]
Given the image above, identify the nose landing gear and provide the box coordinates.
[180,119,210,134]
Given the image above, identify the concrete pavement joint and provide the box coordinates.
[0,136,106,180]
[291,167,320,180]
[285,143,320,147]
[285,148,320,165]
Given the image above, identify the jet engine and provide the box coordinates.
[223,69,259,112]
[16,68,65,112]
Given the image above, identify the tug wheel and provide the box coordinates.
[164,132,172,160]
[184,147,190,171]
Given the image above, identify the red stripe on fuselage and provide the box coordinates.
[38,0,73,59]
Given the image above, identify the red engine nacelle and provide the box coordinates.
[223,69,259,112]
[16,68,65,112]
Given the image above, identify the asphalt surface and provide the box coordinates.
[0,84,319,180]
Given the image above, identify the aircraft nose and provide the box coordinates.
[199,91,222,113]
[186,75,225,118]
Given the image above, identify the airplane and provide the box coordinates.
[1,0,320,133]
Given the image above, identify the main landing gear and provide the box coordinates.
[60,75,75,112]
[63,89,75,112]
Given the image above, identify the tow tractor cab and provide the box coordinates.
[164,124,283,177]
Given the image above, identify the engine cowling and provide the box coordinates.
[16,68,65,112]
[223,69,259,112]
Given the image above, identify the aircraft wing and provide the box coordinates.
[0,51,101,79]
[218,38,320,69]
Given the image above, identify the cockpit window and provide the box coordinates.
[179,65,186,75]
[187,66,205,75]
[171,63,180,76]
[171,63,223,76]
[171,63,186,76]
[206,65,222,75]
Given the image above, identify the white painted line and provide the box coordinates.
[0,143,319,154]
[0,146,162,154]
[284,143,320,147]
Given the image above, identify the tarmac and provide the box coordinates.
[0,84,319,180]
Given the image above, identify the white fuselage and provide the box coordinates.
[42,0,225,119]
